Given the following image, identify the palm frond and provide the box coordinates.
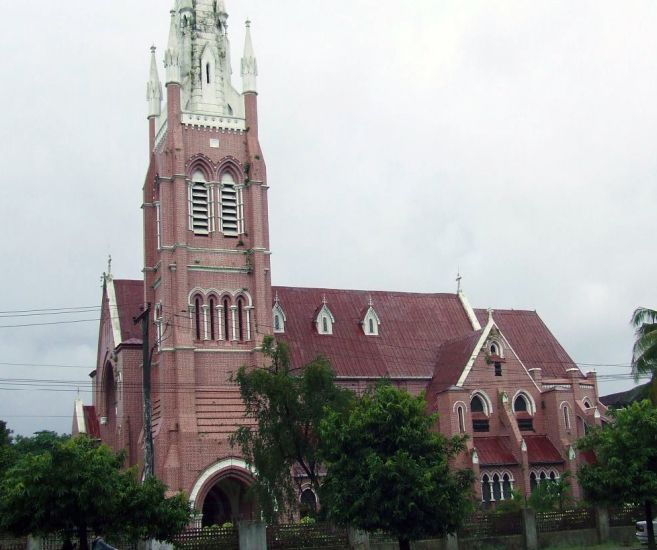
[631,307,657,329]
[631,309,657,382]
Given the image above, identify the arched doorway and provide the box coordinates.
[201,476,254,527]
[190,459,258,527]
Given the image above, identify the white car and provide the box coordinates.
[636,520,657,544]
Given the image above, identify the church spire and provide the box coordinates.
[147,46,162,118]
[241,20,258,94]
[164,10,181,85]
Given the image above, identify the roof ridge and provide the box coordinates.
[272,285,459,298]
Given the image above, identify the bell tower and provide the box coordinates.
[142,0,271,502]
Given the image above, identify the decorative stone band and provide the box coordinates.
[182,112,246,132]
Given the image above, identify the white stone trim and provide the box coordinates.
[458,290,482,331]
[106,276,123,346]
[512,390,536,415]
[456,319,493,387]
[182,112,246,132]
[470,390,493,416]
[189,458,254,507]
[74,398,86,434]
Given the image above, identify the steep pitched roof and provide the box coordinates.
[272,287,474,378]
[524,435,564,464]
[475,309,579,378]
[474,436,517,466]
[113,279,144,345]
[427,331,483,393]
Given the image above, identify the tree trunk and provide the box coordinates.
[645,500,655,550]
[77,525,89,550]
[398,537,411,550]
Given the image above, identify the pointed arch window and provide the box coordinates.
[188,171,214,235]
[563,403,571,430]
[220,173,244,236]
[514,395,528,412]
[471,393,490,433]
[457,405,466,434]
[223,297,230,341]
[194,296,202,341]
[209,297,216,340]
[237,297,245,341]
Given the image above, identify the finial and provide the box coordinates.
[150,44,156,54]
[456,270,462,294]
[241,18,258,93]
[274,292,280,304]
[368,295,373,308]
[322,294,328,305]
[107,255,112,275]
[487,308,494,321]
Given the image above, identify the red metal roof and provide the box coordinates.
[272,287,474,378]
[427,331,482,393]
[113,279,144,344]
[524,435,564,464]
[474,436,517,466]
[475,309,580,378]
[83,406,101,439]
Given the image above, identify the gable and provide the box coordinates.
[475,309,580,378]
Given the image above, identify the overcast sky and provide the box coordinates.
[0,1,655,436]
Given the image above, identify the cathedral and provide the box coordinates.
[73,0,605,526]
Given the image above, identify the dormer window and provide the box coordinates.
[362,303,381,336]
[315,301,335,335]
[273,299,286,334]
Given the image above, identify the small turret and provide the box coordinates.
[146,46,162,118]
[164,10,181,85]
[241,20,258,94]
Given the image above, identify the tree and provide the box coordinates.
[0,436,191,550]
[578,400,657,550]
[631,308,657,404]
[0,420,13,477]
[230,336,353,521]
[319,382,474,550]
[11,430,69,456]
[527,472,573,512]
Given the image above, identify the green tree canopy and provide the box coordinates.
[631,308,657,404]
[0,421,13,477]
[0,436,191,550]
[527,472,573,512]
[230,336,353,521]
[578,400,657,549]
[319,382,474,550]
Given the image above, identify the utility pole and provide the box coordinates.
[134,303,154,479]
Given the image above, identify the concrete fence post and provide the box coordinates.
[238,520,267,550]
[522,508,538,550]
[347,527,369,550]
[595,505,610,543]
[445,532,458,550]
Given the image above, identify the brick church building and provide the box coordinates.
[73,0,605,525]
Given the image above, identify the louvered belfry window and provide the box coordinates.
[220,173,243,236]
[188,170,213,235]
